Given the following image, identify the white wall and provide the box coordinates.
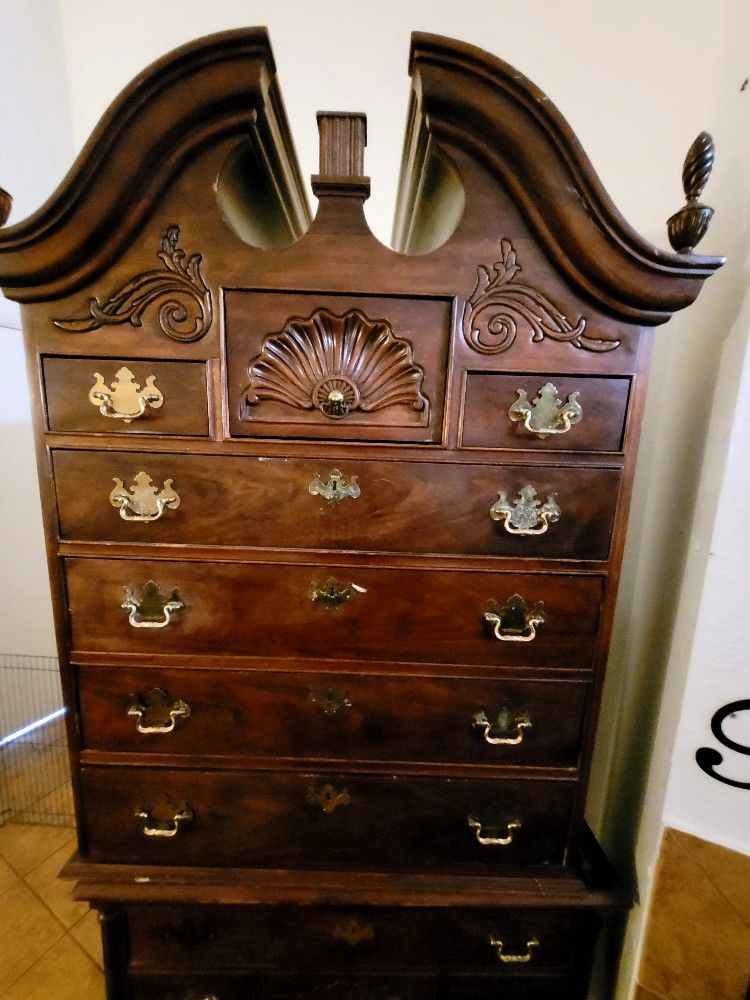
[0,0,73,656]
[2,2,749,996]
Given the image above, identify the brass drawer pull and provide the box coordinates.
[109,472,181,522]
[508,382,582,438]
[127,688,191,734]
[488,935,540,964]
[307,783,351,813]
[309,688,353,716]
[309,469,361,503]
[472,708,532,745]
[485,594,545,643]
[467,816,522,846]
[135,804,193,838]
[489,486,560,535]
[121,581,186,628]
[309,577,366,609]
[331,917,375,946]
[89,366,163,422]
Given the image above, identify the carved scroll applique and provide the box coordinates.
[242,308,428,420]
[463,239,619,354]
[54,225,213,342]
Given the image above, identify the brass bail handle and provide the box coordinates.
[466,816,522,846]
[127,689,191,734]
[508,382,582,438]
[484,594,545,643]
[489,485,561,535]
[472,709,532,746]
[136,805,193,838]
[88,367,163,422]
[488,935,540,964]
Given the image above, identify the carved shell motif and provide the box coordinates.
[242,308,428,420]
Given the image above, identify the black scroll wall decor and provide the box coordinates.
[695,700,750,789]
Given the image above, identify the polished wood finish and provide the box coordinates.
[54,450,621,560]
[43,357,209,435]
[0,26,721,1000]
[460,373,630,453]
[76,664,589,769]
[79,764,576,870]
[65,557,603,669]
[126,902,581,971]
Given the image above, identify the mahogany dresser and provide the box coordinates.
[0,28,722,1000]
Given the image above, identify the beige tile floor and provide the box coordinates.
[0,821,104,999]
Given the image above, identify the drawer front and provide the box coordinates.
[66,559,603,670]
[224,290,451,444]
[128,973,585,1000]
[78,665,589,769]
[54,450,621,561]
[129,972,260,1000]
[127,903,580,974]
[461,373,630,452]
[42,357,209,435]
[79,766,575,870]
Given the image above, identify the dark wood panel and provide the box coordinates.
[77,665,589,769]
[66,559,604,671]
[43,357,209,435]
[225,291,450,444]
[54,450,621,561]
[129,973,259,999]
[461,373,630,452]
[79,766,576,870]
[126,902,579,973]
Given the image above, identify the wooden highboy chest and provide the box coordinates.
[0,28,722,1000]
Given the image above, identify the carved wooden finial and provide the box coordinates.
[312,112,369,199]
[317,112,367,175]
[667,132,715,253]
[0,186,12,227]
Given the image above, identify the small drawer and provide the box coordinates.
[77,665,589,770]
[461,373,630,452]
[79,766,576,870]
[126,902,582,974]
[53,450,621,561]
[66,558,603,671]
[42,356,209,435]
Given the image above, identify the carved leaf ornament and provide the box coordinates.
[243,308,428,420]
[463,239,619,354]
[54,226,213,342]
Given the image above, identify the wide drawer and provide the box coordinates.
[126,902,584,973]
[53,450,621,560]
[66,559,604,670]
[42,357,209,435]
[128,974,588,1000]
[77,665,589,769]
[461,372,630,452]
[79,766,576,870]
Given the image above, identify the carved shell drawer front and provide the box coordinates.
[225,291,452,443]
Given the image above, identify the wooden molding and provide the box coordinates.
[397,32,724,325]
[0,28,311,303]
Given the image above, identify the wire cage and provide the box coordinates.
[0,654,74,827]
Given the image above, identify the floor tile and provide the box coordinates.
[70,909,104,969]
[0,934,105,1000]
[639,828,750,999]
[0,880,66,994]
[0,854,19,893]
[673,828,750,929]
[15,781,75,827]
[0,823,74,876]
[634,984,669,1000]
[25,839,87,928]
